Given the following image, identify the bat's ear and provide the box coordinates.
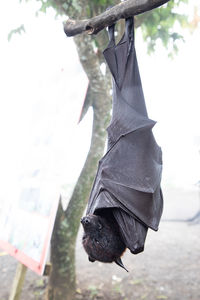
[98,222,102,230]
[115,257,129,272]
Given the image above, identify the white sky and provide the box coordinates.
[0,0,200,204]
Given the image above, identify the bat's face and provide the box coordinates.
[80,214,102,234]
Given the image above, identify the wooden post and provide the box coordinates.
[9,263,27,300]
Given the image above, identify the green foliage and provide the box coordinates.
[35,0,59,15]
[8,24,25,41]
[88,285,99,299]
[41,0,190,55]
[93,0,111,5]
[32,0,117,18]
[85,0,116,17]
[17,0,191,54]
[140,0,189,56]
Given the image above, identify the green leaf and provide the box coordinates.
[140,0,189,56]
[7,24,25,41]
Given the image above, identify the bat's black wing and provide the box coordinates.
[86,17,163,254]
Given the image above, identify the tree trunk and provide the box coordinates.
[46,31,112,300]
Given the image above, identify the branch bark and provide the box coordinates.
[64,0,170,36]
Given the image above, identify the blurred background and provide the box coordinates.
[0,0,200,299]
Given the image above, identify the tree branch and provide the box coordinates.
[64,0,170,37]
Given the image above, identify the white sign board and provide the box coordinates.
[0,173,59,275]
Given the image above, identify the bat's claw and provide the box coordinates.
[115,257,129,272]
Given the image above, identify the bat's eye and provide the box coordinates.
[95,238,99,244]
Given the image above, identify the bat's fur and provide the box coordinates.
[81,210,128,271]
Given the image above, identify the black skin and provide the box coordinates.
[81,210,128,272]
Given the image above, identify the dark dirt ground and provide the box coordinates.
[1,220,200,300]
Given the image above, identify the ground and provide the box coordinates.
[1,186,200,300]
[1,220,200,300]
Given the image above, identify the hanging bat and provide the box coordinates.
[82,17,163,270]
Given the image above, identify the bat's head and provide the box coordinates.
[81,214,128,272]
[81,214,103,234]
